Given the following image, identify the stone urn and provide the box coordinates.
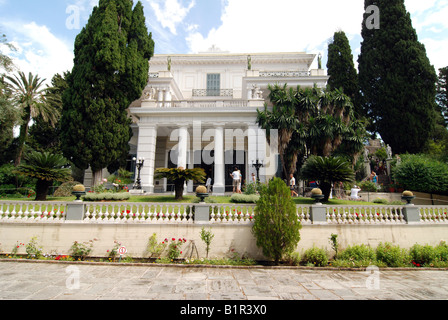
[72,184,86,201]
[195,185,209,203]
[310,188,324,203]
[401,190,415,205]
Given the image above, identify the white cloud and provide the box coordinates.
[2,21,74,83]
[186,0,364,55]
[149,0,195,35]
[421,38,448,71]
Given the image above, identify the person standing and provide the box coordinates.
[290,173,298,197]
[230,167,240,193]
[205,176,212,193]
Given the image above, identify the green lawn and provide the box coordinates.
[1,194,390,206]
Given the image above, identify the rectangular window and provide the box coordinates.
[206,74,220,96]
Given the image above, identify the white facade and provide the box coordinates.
[129,51,328,195]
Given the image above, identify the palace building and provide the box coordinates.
[127,49,328,195]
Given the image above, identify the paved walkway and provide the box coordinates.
[0,261,447,301]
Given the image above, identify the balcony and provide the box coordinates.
[192,89,234,97]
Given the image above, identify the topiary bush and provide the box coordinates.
[230,193,260,203]
[82,192,130,202]
[251,177,301,264]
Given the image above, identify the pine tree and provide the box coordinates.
[61,0,154,184]
[358,0,437,154]
[327,31,360,116]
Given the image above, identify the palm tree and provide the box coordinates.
[14,151,72,201]
[300,156,355,201]
[5,71,59,166]
[154,167,206,200]
[257,84,300,178]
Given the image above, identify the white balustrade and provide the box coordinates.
[1,201,447,225]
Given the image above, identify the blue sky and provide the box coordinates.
[1,0,447,83]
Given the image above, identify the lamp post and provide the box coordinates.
[133,157,145,190]
[251,159,263,182]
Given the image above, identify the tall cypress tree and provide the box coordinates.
[61,0,154,184]
[436,67,448,126]
[358,0,437,154]
[327,30,360,116]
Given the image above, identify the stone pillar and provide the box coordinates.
[194,204,210,224]
[157,89,164,108]
[187,151,194,193]
[213,126,225,196]
[177,126,189,195]
[65,202,85,221]
[403,204,420,224]
[177,126,189,169]
[247,125,267,183]
[137,125,157,193]
[247,125,258,180]
[310,204,327,224]
[164,89,172,108]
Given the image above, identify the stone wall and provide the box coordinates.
[1,222,447,260]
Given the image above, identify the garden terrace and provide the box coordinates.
[0,200,447,261]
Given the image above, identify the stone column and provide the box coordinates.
[177,126,189,169]
[213,126,225,196]
[164,89,172,108]
[137,125,157,193]
[247,125,267,183]
[157,88,164,108]
[247,125,258,180]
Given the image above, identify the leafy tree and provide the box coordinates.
[392,154,448,195]
[0,79,21,164]
[4,71,58,166]
[256,84,300,178]
[257,84,365,178]
[0,33,16,73]
[358,0,438,154]
[252,177,301,265]
[28,73,67,154]
[299,156,355,201]
[61,0,154,185]
[154,167,206,200]
[436,67,448,126]
[14,151,72,201]
[327,30,360,115]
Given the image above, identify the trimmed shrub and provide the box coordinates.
[392,154,448,195]
[230,193,260,203]
[409,244,440,266]
[338,244,376,262]
[83,192,130,202]
[301,247,328,267]
[54,181,82,197]
[252,177,301,264]
[376,242,410,267]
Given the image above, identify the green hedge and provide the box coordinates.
[392,154,448,194]
[82,192,131,202]
[230,193,260,203]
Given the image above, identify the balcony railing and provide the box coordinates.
[192,89,234,97]
[259,71,310,77]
